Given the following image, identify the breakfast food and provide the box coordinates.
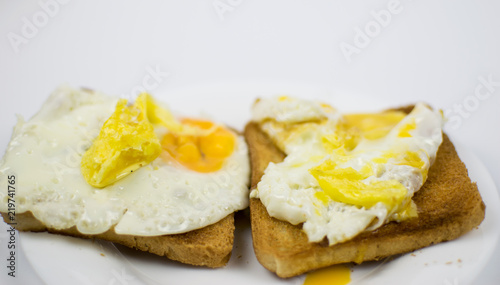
[246,97,485,277]
[0,86,250,267]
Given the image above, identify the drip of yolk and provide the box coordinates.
[303,265,351,285]
[160,118,235,172]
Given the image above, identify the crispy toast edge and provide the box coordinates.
[1,211,235,268]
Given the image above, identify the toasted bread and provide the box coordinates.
[244,106,486,278]
[0,86,250,268]
[1,211,234,268]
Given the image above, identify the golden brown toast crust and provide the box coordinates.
[244,114,486,277]
[2,211,234,268]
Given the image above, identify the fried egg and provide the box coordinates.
[250,97,443,245]
[0,86,250,236]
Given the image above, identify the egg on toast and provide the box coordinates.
[0,86,250,267]
[246,97,485,277]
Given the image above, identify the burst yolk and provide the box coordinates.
[303,265,351,285]
[344,111,406,140]
[311,110,425,218]
[310,160,408,210]
[81,95,161,188]
[398,118,417,138]
[160,118,236,173]
[81,93,237,188]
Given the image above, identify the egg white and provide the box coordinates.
[252,96,340,124]
[0,86,250,236]
[251,97,443,245]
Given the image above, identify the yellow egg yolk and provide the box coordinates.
[398,118,417,138]
[303,265,351,285]
[81,93,236,188]
[310,160,408,210]
[343,111,406,140]
[310,110,423,219]
[81,94,161,188]
[320,111,405,154]
[160,118,236,173]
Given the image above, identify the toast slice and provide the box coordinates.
[0,86,249,268]
[2,211,234,268]
[244,106,486,278]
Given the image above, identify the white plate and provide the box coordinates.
[1,1,499,284]
[12,127,500,285]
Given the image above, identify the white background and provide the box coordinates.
[0,0,499,284]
